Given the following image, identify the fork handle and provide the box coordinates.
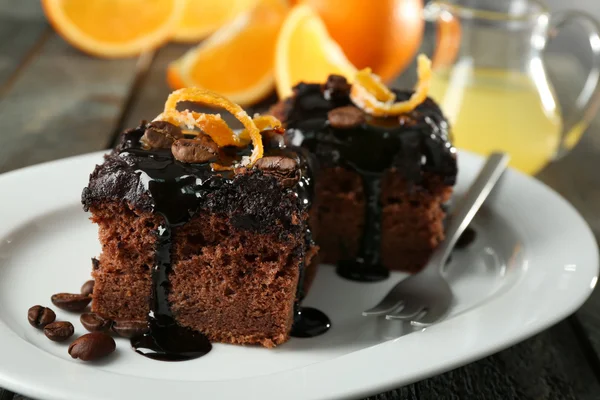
[433,153,510,267]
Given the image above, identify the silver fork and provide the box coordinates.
[362,152,510,326]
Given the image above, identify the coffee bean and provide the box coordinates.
[28,305,56,328]
[261,128,285,148]
[323,74,351,101]
[51,293,92,312]
[255,156,300,188]
[44,321,74,342]
[327,106,365,129]
[69,332,116,361]
[111,320,149,338]
[171,134,220,163]
[141,121,183,149]
[80,312,112,332]
[80,280,95,297]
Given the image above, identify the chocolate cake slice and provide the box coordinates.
[82,90,324,357]
[273,72,457,279]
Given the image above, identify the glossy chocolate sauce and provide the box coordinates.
[120,135,219,361]
[456,227,477,249]
[291,307,331,338]
[86,126,329,360]
[283,82,457,282]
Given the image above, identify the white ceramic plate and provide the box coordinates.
[0,151,596,400]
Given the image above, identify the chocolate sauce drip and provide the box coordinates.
[291,307,331,338]
[121,145,219,361]
[456,227,477,249]
[336,173,389,282]
[83,125,330,360]
[283,83,457,281]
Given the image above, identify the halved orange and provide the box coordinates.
[167,0,287,106]
[41,0,185,58]
[275,4,356,99]
[173,0,259,42]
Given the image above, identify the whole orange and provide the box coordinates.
[298,0,424,81]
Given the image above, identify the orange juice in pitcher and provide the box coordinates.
[424,0,600,175]
[429,66,563,175]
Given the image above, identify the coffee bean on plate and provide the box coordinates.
[28,305,56,328]
[111,320,149,338]
[171,134,220,163]
[255,156,300,188]
[51,293,92,312]
[80,312,112,332]
[80,280,95,297]
[44,321,74,342]
[141,121,183,149]
[68,333,116,361]
[327,106,365,129]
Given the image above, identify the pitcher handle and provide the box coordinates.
[423,1,461,70]
[547,11,600,158]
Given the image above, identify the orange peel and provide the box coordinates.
[158,88,263,167]
[239,115,284,141]
[350,54,432,117]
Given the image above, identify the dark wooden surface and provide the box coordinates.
[2,3,600,400]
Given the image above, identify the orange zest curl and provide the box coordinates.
[157,88,263,167]
[195,114,245,147]
[350,54,432,117]
[239,115,285,142]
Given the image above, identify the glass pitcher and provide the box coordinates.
[423,0,600,175]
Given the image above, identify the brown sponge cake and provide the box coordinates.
[274,76,457,278]
[82,117,319,353]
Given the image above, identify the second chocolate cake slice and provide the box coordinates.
[273,56,458,278]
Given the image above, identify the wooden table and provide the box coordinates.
[2,4,600,400]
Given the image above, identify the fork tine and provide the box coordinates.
[362,277,410,316]
[385,303,424,320]
[410,304,451,327]
[362,299,404,316]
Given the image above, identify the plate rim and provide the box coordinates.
[0,150,597,400]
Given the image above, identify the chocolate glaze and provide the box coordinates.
[83,123,329,361]
[281,82,457,281]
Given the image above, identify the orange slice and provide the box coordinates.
[173,0,259,42]
[275,4,356,99]
[167,0,287,106]
[41,0,185,58]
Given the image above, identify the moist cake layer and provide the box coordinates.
[82,123,320,355]
[275,79,457,276]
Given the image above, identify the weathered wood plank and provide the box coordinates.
[0,0,46,20]
[121,43,190,131]
[368,387,418,400]
[0,10,49,92]
[0,33,143,173]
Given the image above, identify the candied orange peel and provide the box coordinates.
[350,54,432,117]
[156,87,267,167]
[239,115,284,141]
